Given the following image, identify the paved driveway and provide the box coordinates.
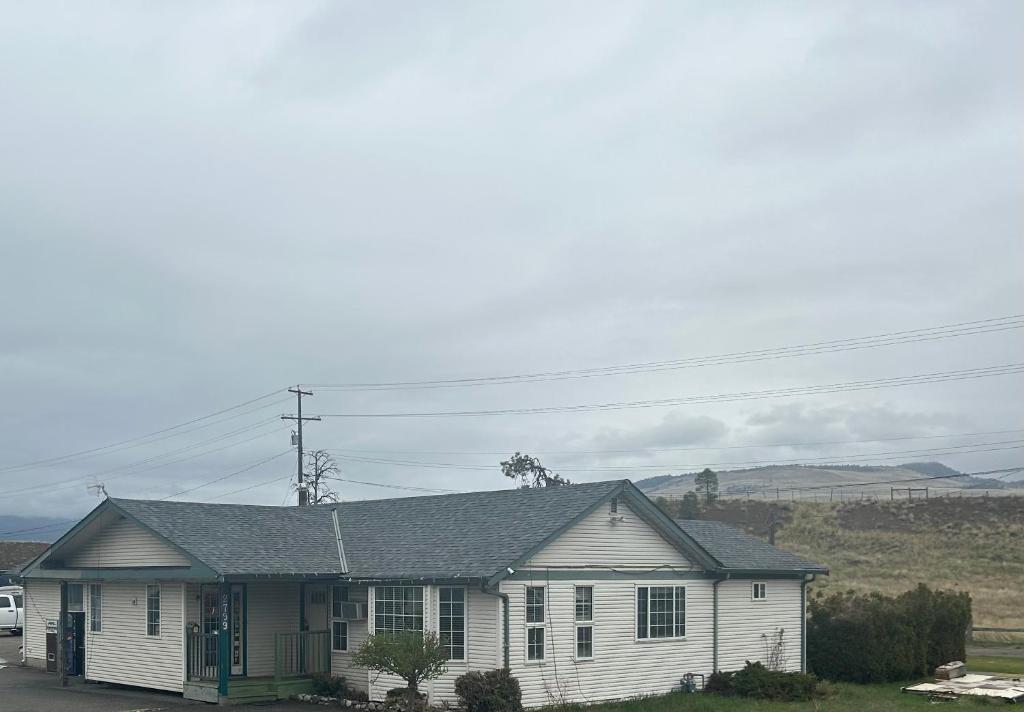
[0,632,316,712]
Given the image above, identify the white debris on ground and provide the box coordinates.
[904,672,1024,702]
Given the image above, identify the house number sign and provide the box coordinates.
[220,594,229,631]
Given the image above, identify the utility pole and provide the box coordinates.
[281,386,321,506]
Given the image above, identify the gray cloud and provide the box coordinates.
[0,1,1022,521]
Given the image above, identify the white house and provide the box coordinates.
[17,480,826,707]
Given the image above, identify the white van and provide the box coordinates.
[0,586,24,635]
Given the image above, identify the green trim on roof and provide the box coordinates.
[22,567,218,581]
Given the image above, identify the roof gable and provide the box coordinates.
[525,497,696,569]
[674,519,828,574]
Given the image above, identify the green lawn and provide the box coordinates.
[538,683,1000,711]
[969,655,1024,676]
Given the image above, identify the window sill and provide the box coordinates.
[635,636,686,643]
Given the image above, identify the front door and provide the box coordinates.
[201,585,246,676]
[65,584,85,677]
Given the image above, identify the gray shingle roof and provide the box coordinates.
[109,480,624,579]
[674,519,827,573]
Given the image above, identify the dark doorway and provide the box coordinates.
[65,611,85,676]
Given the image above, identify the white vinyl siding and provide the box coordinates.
[503,578,715,708]
[246,582,300,677]
[525,501,693,569]
[84,582,184,692]
[717,579,803,672]
[62,517,190,568]
[21,579,60,668]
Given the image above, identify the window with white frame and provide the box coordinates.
[752,582,767,601]
[146,585,160,636]
[439,587,466,661]
[374,586,424,635]
[525,586,545,661]
[575,585,593,659]
[89,584,102,632]
[331,585,349,652]
[66,584,84,613]
[332,621,348,651]
[636,586,685,639]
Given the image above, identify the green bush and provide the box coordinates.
[807,584,971,683]
[310,672,348,697]
[704,662,819,701]
[455,668,524,712]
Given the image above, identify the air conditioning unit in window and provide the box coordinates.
[339,602,368,620]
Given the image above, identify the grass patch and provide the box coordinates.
[538,683,998,711]
[967,655,1024,675]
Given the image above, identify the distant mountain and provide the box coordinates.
[0,515,71,543]
[634,461,1013,499]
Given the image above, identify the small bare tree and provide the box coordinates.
[296,449,340,504]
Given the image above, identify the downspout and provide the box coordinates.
[712,573,728,673]
[480,583,510,669]
[801,574,816,673]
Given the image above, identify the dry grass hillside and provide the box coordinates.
[639,462,1022,500]
[656,496,1024,641]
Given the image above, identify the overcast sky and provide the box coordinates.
[1,1,1022,523]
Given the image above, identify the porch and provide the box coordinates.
[183,629,330,703]
[181,579,342,704]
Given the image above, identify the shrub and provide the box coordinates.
[704,662,819,701]
[703,670,735,695]
[310,672,348,697]
[807,584,971,683]
[455,668,523,712]
[352,631,448,710]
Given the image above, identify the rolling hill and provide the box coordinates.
[635,461,1020,500]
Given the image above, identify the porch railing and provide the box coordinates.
[187,631,219,681]
[274,630,330,680]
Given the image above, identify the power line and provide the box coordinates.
[160,449,294,500]
[6,420,291,497]
[307,315,1024,391]
[330,427,1024,457]
[313,363,1024,418]
[0,389,290,473]
[323,475,462,494]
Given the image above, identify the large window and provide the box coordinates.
[525,586,545,661]
[89,584,102,632]
[439,587,466,661]
[146,585,160,636]
[575,586,593,659]
[637,586,685,639]
[374,586,424,635]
